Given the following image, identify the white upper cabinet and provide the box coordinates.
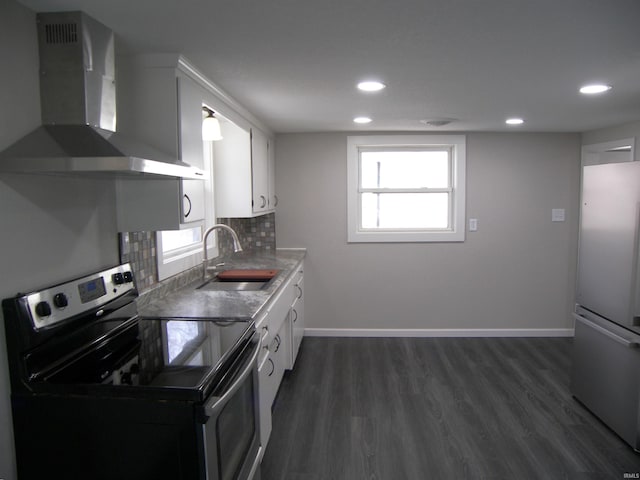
[268,136,277,210]
[177,73,206,171]
[214,122,276,218]
[251,127,269,214]
[115,54,275,224]
[213,118,252,218]
[115,56,207,231]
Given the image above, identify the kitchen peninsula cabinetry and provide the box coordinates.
[214,124,276,218]
[116,56,207,231]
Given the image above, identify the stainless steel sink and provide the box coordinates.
[196,278,270,292]
[197,268,279,292]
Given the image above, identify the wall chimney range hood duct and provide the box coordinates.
[0,11,204,179]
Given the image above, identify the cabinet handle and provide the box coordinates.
[261,326,269,343]
[295,285,303,299]
[183,194,192,218]
[260,195,267,208]
[267,358,275,376]
[274,195,279,207]
[292,308,298,323]
[274,334,281,352]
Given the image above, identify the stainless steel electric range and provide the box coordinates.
[2,264,261,480]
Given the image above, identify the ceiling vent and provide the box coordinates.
[420,118,455,127]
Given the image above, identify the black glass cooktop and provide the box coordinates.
[136,318,253,389]
[33,318,254,402]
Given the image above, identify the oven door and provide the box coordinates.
[202,331,261,480]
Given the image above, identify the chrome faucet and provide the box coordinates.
[203,224,243,279]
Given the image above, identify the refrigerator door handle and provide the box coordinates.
[573,313,639,348]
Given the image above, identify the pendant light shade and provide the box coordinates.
[202,107,223,141]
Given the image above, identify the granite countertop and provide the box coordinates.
[136,248,306,321]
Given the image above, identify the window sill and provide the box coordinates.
[348,229,465,243]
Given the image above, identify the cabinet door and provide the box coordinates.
[251,128,269,214]
[181,179,205,223]
[258,350,274,449]
[177,74,206,223]
[268,137,277,210]
[177,73,205,170]
[214,120,253,218]
[291,273,304,366]
[271,328,286,388]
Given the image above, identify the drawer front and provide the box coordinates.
[571,312,640,448]
[258,350,274,448]
[266,275,294,333]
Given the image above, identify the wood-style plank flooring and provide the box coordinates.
[261,337,640,480]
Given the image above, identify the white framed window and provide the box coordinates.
[156,226,204,280]
[347,135,466,242]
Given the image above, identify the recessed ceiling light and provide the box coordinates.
[353,116,372,124]
[505,118,524,125]
[357,81,386,92]
[579,84,612,95]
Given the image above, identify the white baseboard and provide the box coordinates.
[304,328,574,338]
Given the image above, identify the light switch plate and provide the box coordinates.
[552,209,565,222]
[469,218,478,231]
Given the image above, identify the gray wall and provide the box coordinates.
[0,2,120,479]
[275,132,581,333]
[582,120,640,150]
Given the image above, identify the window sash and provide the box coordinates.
[357,147,454,231]
[347,134,466,243]
[359,191,454,231]
[358,147,453,191]
[359,187,452,194]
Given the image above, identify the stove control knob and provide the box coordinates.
[112,273,124,285]
[35,301,52,317]
[123,271,133,283]
[53,293,68,309]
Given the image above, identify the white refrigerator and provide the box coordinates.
[572,160,640,451]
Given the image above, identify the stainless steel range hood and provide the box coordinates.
[0,11,204,179]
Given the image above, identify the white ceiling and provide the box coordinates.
[17,0,640,133]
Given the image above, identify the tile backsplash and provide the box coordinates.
[217,214,276,256]
[120,231,158,292]
[122,213,276,293]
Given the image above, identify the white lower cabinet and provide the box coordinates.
[257,348,274,451]
[290,266,305,366]
[257,319,289,450]
[255,283,292,451]
[255,260,306,452]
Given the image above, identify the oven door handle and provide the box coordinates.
[203,335,260,418]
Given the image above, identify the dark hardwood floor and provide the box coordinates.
[261,337,640,480]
